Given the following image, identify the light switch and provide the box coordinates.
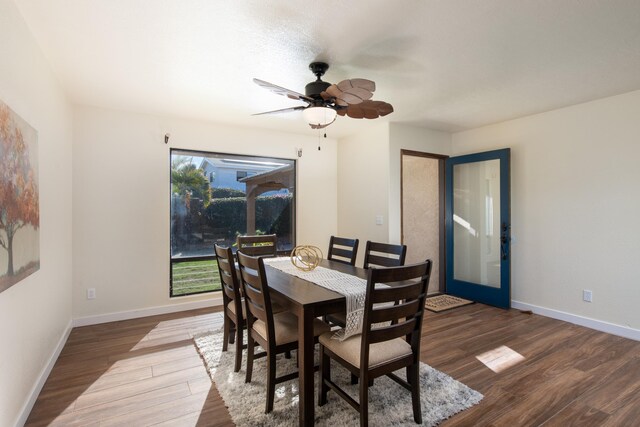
[375,215,384,225]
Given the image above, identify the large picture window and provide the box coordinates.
[170,149,296,297]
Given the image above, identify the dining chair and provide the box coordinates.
[236,234,278,257]
[327,240,408,328]
[236,250,331,414]
[318,260,432,426]
[363,240,407,269]
[327,235,359,266]
[214,243,245,373]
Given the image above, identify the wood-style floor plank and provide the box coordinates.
[25,304,640,426]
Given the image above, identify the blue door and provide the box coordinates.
[445,149,511,308]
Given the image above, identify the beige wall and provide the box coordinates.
[452,89,640,330]
[402,155,441,293]
[337,123,391,266]
[388,123,451,251]
[0,0,73,425]
[72,106,337,318]
[337,123,451,268]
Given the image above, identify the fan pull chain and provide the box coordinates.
[317,130,327,151]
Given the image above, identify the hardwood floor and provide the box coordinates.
[26,304,640,426]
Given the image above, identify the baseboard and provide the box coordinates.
[72,297,223,327]
[15,318,73,427]
[512,300,640,342]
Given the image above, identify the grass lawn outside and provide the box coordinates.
[171,258,221,296]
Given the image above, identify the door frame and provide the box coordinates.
[444,148,511,308]
[400,149,448,293]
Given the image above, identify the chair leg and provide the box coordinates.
[408,362,422,424]
[359,372,369,427]
[222,314,230,352]
[245,333,254,383]
[265,350,276,413]
[234,322,243,373]
[351,374,372,387]
[285,350,291,359]
[318,345,329,406]
[229,325,236,344]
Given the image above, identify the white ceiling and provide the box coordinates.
[14,0,640,138]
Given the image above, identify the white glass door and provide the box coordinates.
[445,149,510,308]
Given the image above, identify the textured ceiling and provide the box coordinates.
[14,0,640,137]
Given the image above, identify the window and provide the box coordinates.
[169,149,296,297]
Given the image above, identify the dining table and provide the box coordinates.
[264,258,367,427]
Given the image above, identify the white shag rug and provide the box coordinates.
[194,330,482,426]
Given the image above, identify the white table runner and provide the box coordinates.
[264,257,366,340]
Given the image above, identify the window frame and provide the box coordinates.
[169,148,297,298]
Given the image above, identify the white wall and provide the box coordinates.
[72,106,337,319]
[337,123,391,266]
[452,90,640,330]
[0,0,73,425]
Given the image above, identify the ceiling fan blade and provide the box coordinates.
[339,88,373,105]
[252,106,307,116]
[345,105,366,119]
[321,89,348,106]
[371,100,394,116]
[325,78,376,106]
[323,85,342,99]
[344,100,394,119]
[337,78,375,93]
[253,78,314,103]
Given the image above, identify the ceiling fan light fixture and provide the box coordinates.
[302,106,337,127]
[253,62,393,130]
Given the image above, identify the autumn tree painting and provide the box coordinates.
[0,100,40,293]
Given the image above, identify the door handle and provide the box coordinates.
[500,222,510,261]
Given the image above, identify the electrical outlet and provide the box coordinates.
[583,290,592,303]
[87,288,96,300]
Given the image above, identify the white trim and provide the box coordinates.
[72,297,224,327]
[16,319,73,427]
[512,300,640,342]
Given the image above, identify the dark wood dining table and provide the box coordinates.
[264,259,367,426]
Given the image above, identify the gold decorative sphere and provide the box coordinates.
[290,245,323,271]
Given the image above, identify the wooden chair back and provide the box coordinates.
[214,244,242,312]
[363,241,407,269]
[361,260,432,368]
[327,236,359,266]
[236,251,275,342]
[237,234,278,257]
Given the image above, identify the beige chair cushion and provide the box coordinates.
[319,332,412,369]
[227,299,246,319]
[253,312,331,346]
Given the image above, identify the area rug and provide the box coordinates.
[194,330,482,426]
[425,295,474,313]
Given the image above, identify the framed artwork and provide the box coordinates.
[0,99,40,293]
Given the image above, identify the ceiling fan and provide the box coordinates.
[253,62,393,129]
